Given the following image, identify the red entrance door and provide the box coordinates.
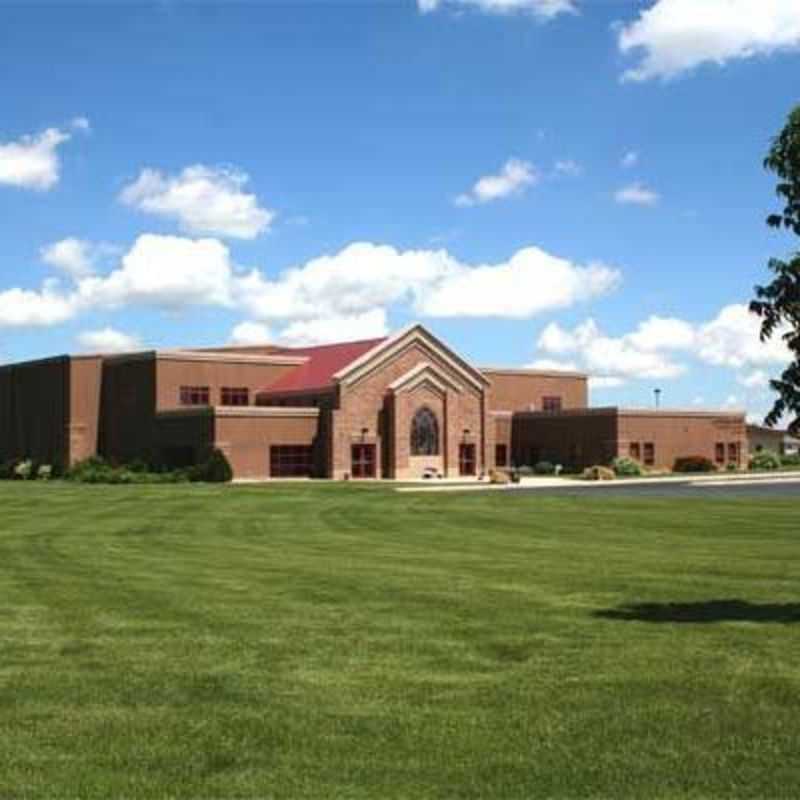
[351,444,376,478]
[459,443,476,476]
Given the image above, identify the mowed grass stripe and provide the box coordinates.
[0,482,798,798]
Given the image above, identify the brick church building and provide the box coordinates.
[0,323,747,479]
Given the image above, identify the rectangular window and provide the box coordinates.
[495,443,508,467]
[221,387,249,406]
[179,385,209,406]
[459,443,476,476]
[629,442,641,461]
[270,445,313,477]
[715,442,726,465]
[351,444,376,478]
[728,442,740,465]
[643,442,655,467]
[542,396,563,413]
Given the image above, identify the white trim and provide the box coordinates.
[388,362,463,395]
[157,406,320,419]
[333,323,489,391]
[106,350,308,366]
[480,366,588,379]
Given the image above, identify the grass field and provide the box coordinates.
[1,482,798,798]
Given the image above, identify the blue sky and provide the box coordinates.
[1,0,799,418]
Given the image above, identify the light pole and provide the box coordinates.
[654,388,662,409]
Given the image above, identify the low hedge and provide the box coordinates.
[673,456,715,473]
[612,456,643,477]
[749,450,781,471]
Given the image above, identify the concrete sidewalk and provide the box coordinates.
[395,470,800,493]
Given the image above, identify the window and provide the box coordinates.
[410,406,439,456]
[351,444,376,478]
[542,396,563,413]
[715,442,725,465]
[221,387,249,406]
[643,442,655,467]
[495,443,508,467]
[179,385,209,406]
[728,442,740,465]
[629,442,641,461]
[459,443,476,476]
[270,445,313,477]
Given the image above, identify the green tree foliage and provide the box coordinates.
[750,105,800,434]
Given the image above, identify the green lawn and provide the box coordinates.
[1,482,798,799]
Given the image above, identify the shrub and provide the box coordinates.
[780,453,800,467]
[191,449,233,483]
[37,465,53,481]
[0,460,16,480]
[673,456,715,473]
[749,450,781,471]
[489,469,511,485]
[14,459,34,480]
[726,462,739,472]
[582,465,615,481]
[612,456,643,477]
[66,456,115,483]
[515,465,534,477]
[533,461,555,476]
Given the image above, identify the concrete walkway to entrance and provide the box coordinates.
[395,471,800,493]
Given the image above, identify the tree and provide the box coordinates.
[750,105,800,434]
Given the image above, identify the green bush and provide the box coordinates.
[673,456,715,473]
[191,449,233,483]
[612,456,643,477]
[533,461,555,476]
[780,453,800,467]
[749,450,781,471]
[0,460,16,480]
[37,465,53,481]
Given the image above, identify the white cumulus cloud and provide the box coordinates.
[77,327,141,353]
[615,182,660,207]
[119,165,275,239]
[0,127,72,191]
[0,280,78,328]
[230,321,272,346]
[277,309,389,347]
[236,242,620,324]
[534,303,793,388]
[455,158,538,206]
[618,0,800,82]
[76,234,237,311]
[40,237,118,279]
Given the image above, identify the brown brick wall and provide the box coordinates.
[618,412,747,470]
[333,341,486,479]
[156,357,297,410]
[483,370,588,413]
[68,357,102,464]
[214,413,321,478]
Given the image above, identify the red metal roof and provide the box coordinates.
[257,337,386,395]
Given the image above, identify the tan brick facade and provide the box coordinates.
[0,324,747,479]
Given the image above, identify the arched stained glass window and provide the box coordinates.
[410,406,439,456]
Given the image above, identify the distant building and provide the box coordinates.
[0,323,747,479]
[747,424,800,457]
